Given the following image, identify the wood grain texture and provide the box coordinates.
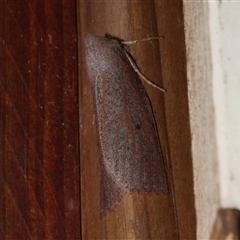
[0,0,80,239]
[78,0,196,239]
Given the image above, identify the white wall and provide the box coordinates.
[209,2,240,209]
[184,1,240,239]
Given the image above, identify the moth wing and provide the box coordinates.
[95,51,168,197]
[99,156,122,216]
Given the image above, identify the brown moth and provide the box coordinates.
[83,33,168,216]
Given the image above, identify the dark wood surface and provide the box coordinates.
[0,1,80,239]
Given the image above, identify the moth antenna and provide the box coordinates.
[124,51,165,92]
[122,36,165,45]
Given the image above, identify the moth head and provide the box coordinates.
[83,33,124,79]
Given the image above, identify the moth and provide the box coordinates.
[83,33,168,216]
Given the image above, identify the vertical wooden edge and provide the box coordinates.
[183,1,220,238]
[156,0,197,238]
[76,0,83,238]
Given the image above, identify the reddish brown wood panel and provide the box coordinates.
[0,1,80,239]
[78,0,196,239]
